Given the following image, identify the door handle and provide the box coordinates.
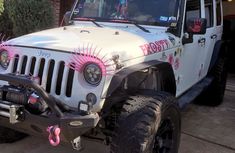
[211,34,217,39]
[198,38,206,44]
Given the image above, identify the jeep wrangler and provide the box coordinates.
[0,0,226,153]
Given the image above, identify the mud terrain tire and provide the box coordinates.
[197,56,228,106]
[110,91,181,153]
[0,126,27,143]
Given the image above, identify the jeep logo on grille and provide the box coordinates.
[37,50,51,58]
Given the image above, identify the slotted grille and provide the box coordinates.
[11,55,75,97]
[29,57,36,75]
[55,61,65,95]
[20,56,28,74]
[46,60,55,93]
[66,63,75,97]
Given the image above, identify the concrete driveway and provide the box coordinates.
[0,75,235,153]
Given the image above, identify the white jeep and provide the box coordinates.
[0,0,226,153]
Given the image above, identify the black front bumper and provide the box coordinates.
[0,73,99,144]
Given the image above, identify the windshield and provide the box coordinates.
[71,0,180,27]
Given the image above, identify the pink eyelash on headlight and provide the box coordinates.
[67,44,115,76]
[0,44,18,60]
[0,33,10,43]
[0,34,19,60]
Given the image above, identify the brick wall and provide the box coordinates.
[51,0,61,26]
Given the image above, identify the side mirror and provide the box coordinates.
[186,18,207,34]
[63,11,72,26]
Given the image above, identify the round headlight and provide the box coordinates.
[83,63,102,86]
[0,50,10,69]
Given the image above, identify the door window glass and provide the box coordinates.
[186,0,201,20]
[216,0,222,26]
[204,0,214,27]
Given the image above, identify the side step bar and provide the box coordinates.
[0,102,24,124]
[178,77,213,109]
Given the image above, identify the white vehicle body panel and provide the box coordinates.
[6,23,182,111]
[2,0,223,112]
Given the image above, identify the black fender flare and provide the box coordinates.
[104,60,176,98]
[208,40,227,73]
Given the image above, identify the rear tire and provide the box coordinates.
[0,126,27,143]
[196,55,228,106]
[110,91,181,153]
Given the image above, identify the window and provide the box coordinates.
[185,0,201,32]
[186,0,201,20]
[72,0,181,27]
[216,0,222,26]
[204,0,214,27]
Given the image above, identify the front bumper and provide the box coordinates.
[0,73,99,146]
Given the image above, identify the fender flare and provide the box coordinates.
[105,60,176,98]
[208,40,227,73]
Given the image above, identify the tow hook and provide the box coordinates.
[47,125,61,146]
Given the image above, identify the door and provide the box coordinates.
[178,0,206,94]
[196,0,218,80]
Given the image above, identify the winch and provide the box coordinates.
[0,85,48,114]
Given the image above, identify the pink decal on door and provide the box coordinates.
[168,53,174,65]
[174,57,180,70]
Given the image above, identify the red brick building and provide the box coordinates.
[51,0,74,26]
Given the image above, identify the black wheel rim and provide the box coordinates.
[153,119,174,153]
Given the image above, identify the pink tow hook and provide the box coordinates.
[47,125,61,147]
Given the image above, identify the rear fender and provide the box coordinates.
[208,40,228,73]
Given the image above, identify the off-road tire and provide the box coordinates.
[110,91,181,153]
[0,126,27,143]
[196,55,228,106]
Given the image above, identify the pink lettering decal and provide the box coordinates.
[145,44,153,54]
[150,43,157,52]
[163,39,170,48]
[140,45,148,56]
[141,39,171,56]
[159,40,165,50]
[154,41,162,52]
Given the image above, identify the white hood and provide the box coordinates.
[7,24,177,61]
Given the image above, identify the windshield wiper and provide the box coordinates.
[74,17,102,28]
[133,22,150,33]
[110,19,150,33]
